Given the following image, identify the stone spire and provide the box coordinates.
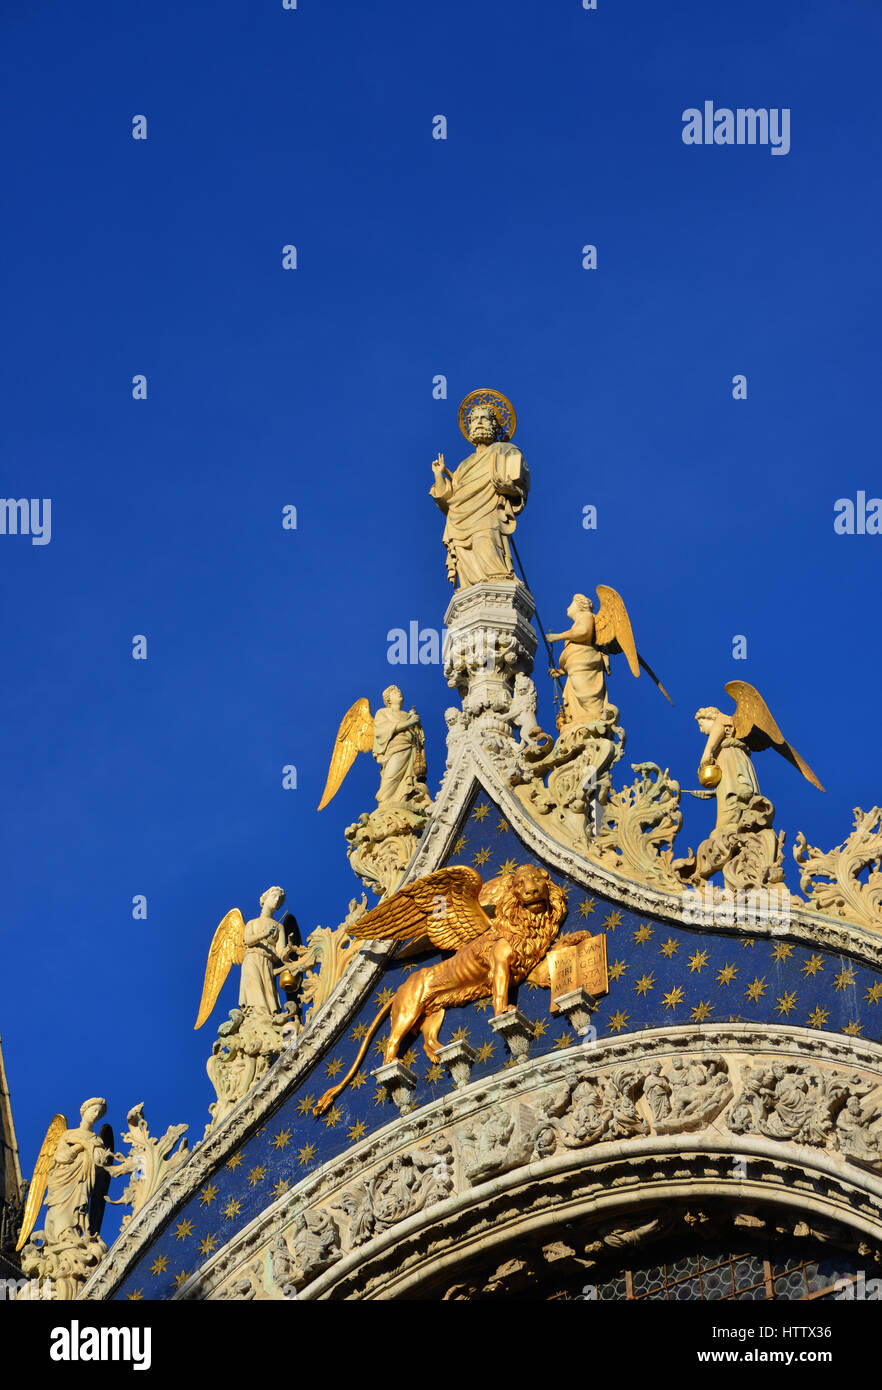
[0,1034,23,1275]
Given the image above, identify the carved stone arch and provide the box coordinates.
[303,1137,882,1301]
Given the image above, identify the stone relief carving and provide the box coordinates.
[587,762,684,888]
[727,1061,872,1150]
[345,804,430,899]
[794,808,882,933]
[115,1104,189,1226]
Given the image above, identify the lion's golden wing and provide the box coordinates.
[594,585,640,678]
[725,680,824,792]
[346,866,489,953]
[194,908,246,1030]
[317,698,374,811]
[16,1113,67,1251]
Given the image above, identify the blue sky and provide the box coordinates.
[2,0,881,1238]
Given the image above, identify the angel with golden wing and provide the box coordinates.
[194,886,304,1030]
[677,681,824,890]
[17,1098,121,1255]
[546,586,671,731]
[315,861,591,1114]
[689,681,824,828]
[317,684,431,812]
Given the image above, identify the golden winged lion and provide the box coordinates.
[315,862,588,1114]
[546,585,671,730]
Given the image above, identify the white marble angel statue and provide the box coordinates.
[318,685,431,811]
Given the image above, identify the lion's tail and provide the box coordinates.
[313,999,393,1115]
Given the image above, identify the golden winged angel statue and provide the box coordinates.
[691,680,824,816]
[17,1099,119,1253]
[315,861,591,1114]
[546,586,671,730]
[317,684,431,811]
[675,681,824,891]
[194,886,303,1029]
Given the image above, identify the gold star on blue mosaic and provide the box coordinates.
[609,959,627,981]
[426,1063,443,1081]
[323,1106,342,1129]
[746,977,767,1002]
[127,1289,143,1301]
[326,1057,343,1077]
[375,1086,388,1106]
[297,1142,316,1166]
[498,858,517,875]
[688,949,710,974]
[348,1120,368,1143]
[226,1152,243,1171]
[247,1164,267,1187]
[273,1179,291,1199]
[474,996,492,1012]
[716,964,738,987]
[296,1095,315,1116]
[633,922,653,944]
[532,1020,548,1039]
[150,1255,169,1277]
[867,982,882,1005]
[771,942,794,962]
[271,1129,292,1151]
[834,966,857,991]
[173,1270,190,1289]
[351,1022,368,1041]
[660,937,679,958]
[603,910,622,931]
[552,1031,574,1051]
[608,1010,630,1034]
[775,991,798,1016]
[453,836,466,854]
[222,1198,241,1221]
[376,987,395,1008]
[198,1235,217,1257]
[844,1021,863,1036]
[691,1001,713,1022]
[476,1041,496,1060]
[740,938,756,949]
[473,847,492,866]
[802,954,825,978]
[451,1025,471,1042]
[199,1182,218,1206]
[634,972,655,996]
[351,1071,368,1089]
[663,987,684,1011]
[807,1005,829,1028]
[473,802,490,821]
[402,1047,418,1067]
[374,1035,388,1058]
[175,1219,194,1241]
[578,897,597,919]
[497,817,509,834]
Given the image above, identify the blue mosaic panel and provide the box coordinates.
[115,790,882,1300]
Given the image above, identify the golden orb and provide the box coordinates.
[278,969,296,991]
[698,761,722,788]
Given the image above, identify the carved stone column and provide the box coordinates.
[488,1008,534,1064]
[443,580,538,740]
[553,988,597,1038]
[373,1061,418,1115]
[436,1040,477,1090]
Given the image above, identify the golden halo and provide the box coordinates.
[458,388,517,443]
